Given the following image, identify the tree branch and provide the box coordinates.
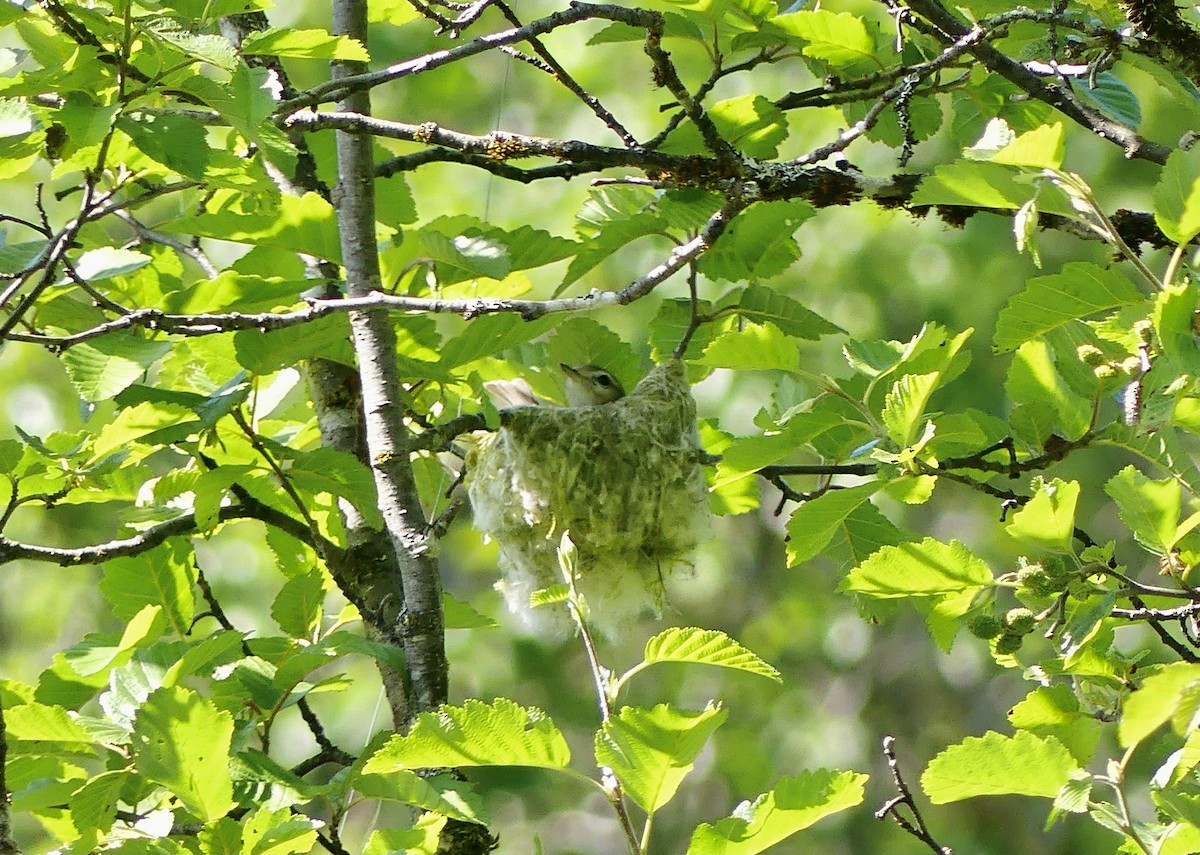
[904,0,1170,163]
[0,502,339,568]
[332,0,447,721]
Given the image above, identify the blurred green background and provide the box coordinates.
[0,0,1185,852]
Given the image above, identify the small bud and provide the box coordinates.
[1093,364,1117,379]
[995,633,1024,655]
[1004,607,1036,635]
[1076,344,1105,366]
[968,613,1002,640]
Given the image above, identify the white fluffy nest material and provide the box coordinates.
[467,359,710,632]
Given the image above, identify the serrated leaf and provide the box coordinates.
[1105,465,1180,553]
[1004,339,1092,438]
[994,262,1145,352]
[640,627,781,681]
[4,701,95,744]
[174,190,342,263]
[1120,663,1200,748]
[70,770,125,835]
[363,698,570,773]
[131,685,235,820]
[666,95,788,159]
[922,731,1080,803]
[785,483,879,566]
[142,17,239,71]
[72,247,153,281]
[772,10,875,67]
[696,202,812,281]
[882,372,939,447]
[842,537,993,598]
[736,283,842,340]
[1153,282,1200,373]
[100,545,195,634]
[355,770,488,824]
[1155,148,1200,244]
[686,769,867,854]
[272,569,326,638]
[596,703,726,812]
[241,27,369,61]
[699,321,799,371]
[62,335,172,403]
[990,122,1065,169]
[1006,477,1079,553]
[1073,72,1141,130]
[438,314,559,369]
[287,446,382,530]
[912,161,1034,208]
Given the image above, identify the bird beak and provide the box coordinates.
[560,363,580,378]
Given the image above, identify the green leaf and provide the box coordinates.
[233,313,354,374]
[882,372,939,447]
[1072,73,1141,130]
[639,627,781,681]
[1004,339,1092,439]
[1119,663,1200,748]
[72,247,152,281]
[1155,148,1200,244]
[842,537,993,599]
[1153,282,1200,373]
[697,202,813,280]
[735,283,843,340]
[443,593,499,629]
[5,701,95,744]
[710,410,844,493]
[174,190,342,263]
[922,731,1080,803]
[772,10,876,67]
[288,446,382,530]
[686,769,867,854]
[70,770,125,835]
[994,262,1145,352]
[699,321,799,372]
[1005,477,1079,553]
[912,161,1034,208]
[668,95,788,159]
[785,483,879,566]
[1105,465,1180,553]
[241,27,369,60]
[354,770,488,825]
[1007,686,1099,766]
[61,335,172,402]
[363,698,570,773]
[596,703,726,812]
[990,122,1065,169]
[438,314,559,369]
[271,569,327,638]
[823,501,908,568]
[100,545,196,634]
[239,805,321,855]
[142,17,239,71]
[131,685,235,820]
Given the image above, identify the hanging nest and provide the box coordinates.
[466,359,710,633]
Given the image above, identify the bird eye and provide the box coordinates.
[597,376,612,386]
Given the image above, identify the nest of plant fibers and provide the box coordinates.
[467,359,710,633]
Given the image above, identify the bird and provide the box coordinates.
[484,363,626,409]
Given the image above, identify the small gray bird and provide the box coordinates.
[484,363,625,408]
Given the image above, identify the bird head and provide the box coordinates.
[560,363,625,406]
